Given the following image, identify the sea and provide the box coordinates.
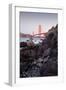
[20,37,44,44]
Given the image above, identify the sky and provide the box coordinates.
[20,12,58,34]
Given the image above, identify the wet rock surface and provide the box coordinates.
[20,24,58,78]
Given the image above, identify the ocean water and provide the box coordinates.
[20,37,30,42]
[20,37,44,44]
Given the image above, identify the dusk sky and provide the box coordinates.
[20,12,58,34]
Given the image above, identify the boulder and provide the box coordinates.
[42,48,51,58]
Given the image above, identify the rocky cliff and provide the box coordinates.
[20,24,58,77]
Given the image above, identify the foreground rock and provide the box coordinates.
[20,24,58,77]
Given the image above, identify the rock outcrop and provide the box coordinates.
[20,24,58,77]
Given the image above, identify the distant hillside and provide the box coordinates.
[20,33,32,38]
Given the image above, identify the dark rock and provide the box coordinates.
[42,48,51,58]
[40,58,58,76]
[43,56,49,63]
[37,58,43,63]
[30,64,40,77]
[20,24,58,77]
[20,42,27,47]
